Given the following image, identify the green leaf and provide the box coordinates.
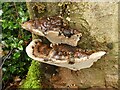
[18,45,23,50]
[2,67,7,72]
[10,43,16,48]
[13,52,20,59]
[2,2,31,82]
[10,66,16,73]
[19,40,23,44]
[22,17,27,22]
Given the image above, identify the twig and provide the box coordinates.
[0,49,14,69]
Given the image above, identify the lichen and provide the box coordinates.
[20,60,42,89]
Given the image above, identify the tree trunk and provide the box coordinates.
[21,2,119,89]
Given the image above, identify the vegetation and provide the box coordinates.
[21,61,42,88]
[2,2,32,88]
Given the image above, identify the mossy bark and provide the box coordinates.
[20,61,42,88]
[20,2,45,88]
[20,2,61,89]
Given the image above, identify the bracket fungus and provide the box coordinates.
[22,16,106,71]
[26,39,106,71]
[21,16,82,46]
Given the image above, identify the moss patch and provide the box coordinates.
[20,60,42,89]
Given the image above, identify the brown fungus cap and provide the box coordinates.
[21,16,82,46]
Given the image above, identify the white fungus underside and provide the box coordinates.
[30,28,82,46]
[26,39,106,71]
[45,31,82,46]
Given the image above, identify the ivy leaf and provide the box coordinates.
[13,52,20,59]
[2,2,31,82]
[19,40,23,44]
[2,67,7,72]
[18,45,23,51]
[10,66,16,74]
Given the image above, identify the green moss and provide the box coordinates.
[20,60,42,89]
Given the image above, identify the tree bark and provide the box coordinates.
[21,2,119,89]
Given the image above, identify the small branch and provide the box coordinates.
[0,49,15,69]
[13,2,19,18]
